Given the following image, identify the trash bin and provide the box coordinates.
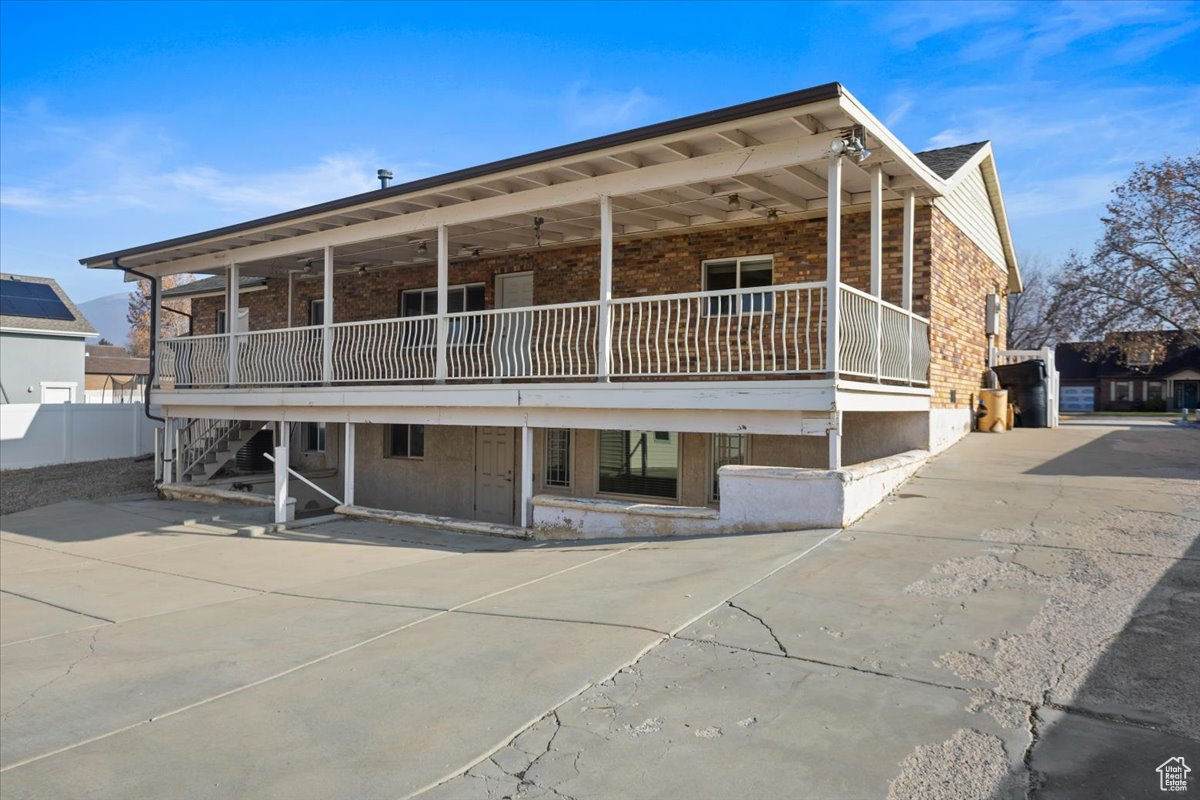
[992,359,1048,428]
[978,389,1008,432]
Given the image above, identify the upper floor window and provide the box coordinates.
[702,256,773,314]
[215,309,227,334]
[309,299,325,326]
[400,284,485,317]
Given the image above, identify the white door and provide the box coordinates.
[494,272,533,376]
[40,383,75,404]
[475,426,515,524]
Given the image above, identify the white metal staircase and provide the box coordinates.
[177,418,270,482]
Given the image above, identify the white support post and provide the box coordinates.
[273,442,293,523]
[869,165,883,298]
[435,223,449,383]
[902,189,916,385]
[287,271,295,327]
[901,189,915,311]
[173,423,184,483]
[826,157,842,379]
[343,422,356,507]
[870,164,883,381]
[226,262,239,385]
[158,417,170,483]
[597,195,614,381]
[520,424,533,527]
[827,411,842,470]
[322,245,334,384]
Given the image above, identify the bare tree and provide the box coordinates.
[126,276,191,356]
[1006,254,1071,349]
[1052,151,1200,357]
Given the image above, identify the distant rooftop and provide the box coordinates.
[0,273,97,337]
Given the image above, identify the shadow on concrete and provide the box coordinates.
[989,537,1200,799]
[1024,427,1200,480]
[0,498,272,544]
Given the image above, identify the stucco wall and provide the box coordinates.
[353,423,479,518]
[0,332,86,403]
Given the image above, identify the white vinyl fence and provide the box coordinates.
[0,403,161,470]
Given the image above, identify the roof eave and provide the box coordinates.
[80,82,847,269]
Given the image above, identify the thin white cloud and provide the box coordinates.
[563,82,657,130]
[881,0,1196,69]
[0,104,432,217]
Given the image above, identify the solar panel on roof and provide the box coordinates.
[0,280,76,321]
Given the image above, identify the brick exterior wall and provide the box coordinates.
[927,206,1009,409]
[190,209,934,334]
[187,205,1006,407]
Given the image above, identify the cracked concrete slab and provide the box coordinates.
[0,613,660,800]
[0,594,432,768]
[466,530,834,631]
[678,533,1059,690]
[0,591,106,645]
[1,420,1196,799]
[426,638,1032,800]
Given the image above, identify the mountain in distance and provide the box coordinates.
[77,291,131,346]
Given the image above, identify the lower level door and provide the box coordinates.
[475,426,515,525]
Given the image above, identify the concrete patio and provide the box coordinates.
[1,418,1197,799]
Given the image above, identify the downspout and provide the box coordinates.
[114,257,165,423]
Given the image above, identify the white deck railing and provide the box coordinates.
[157,282,929,388]
[838,285,930,384]
[610,283,826,377]
[446,301,599,380]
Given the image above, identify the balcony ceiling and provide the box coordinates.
[82,85,947,279]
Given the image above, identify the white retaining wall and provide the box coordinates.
[0,402,161,470]
[533,449,930,538]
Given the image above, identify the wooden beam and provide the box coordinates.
[715,129,762,148]
[791,114,823,134]
[140,132,838,275]
[731,174,811,210]
[659,141,691,159]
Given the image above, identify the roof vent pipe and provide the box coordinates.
[377,169,393,189]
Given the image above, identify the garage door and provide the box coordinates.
[1060,386,1095,412]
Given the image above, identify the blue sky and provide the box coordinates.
[1,0,1197,303]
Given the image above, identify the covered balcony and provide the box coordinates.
[155,280,929,389]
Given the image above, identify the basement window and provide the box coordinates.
[711,433,748,501]
[388,424,425,459]
[544,429,571,488]
[598,430,678,500]
[303,422,326,453]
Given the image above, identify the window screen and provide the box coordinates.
[711,434,748,500]
[545,429,571,487]
[598,430,678,499]
[388,424,425,458]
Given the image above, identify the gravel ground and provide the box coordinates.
[0,457,156,516]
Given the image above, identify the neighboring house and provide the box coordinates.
[84,344,150,402]
[78,83,1022,532]
[0,273,97,404]
[1056,332,1200,412]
